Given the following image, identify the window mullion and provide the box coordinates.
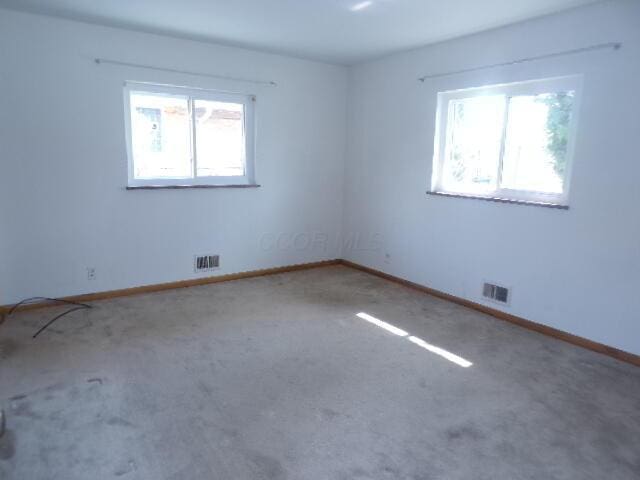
[495,96,511,192]
[189,97,197,179]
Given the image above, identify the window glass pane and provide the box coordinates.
[442,95,506,193]
[500,92,574,194]
[194,100,246,177]
[130,92,191,179]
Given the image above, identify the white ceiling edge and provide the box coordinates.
[362,1,608,66]
[0,1,607,66]
[0,4,341,66]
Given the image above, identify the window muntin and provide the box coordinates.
[432,76,581,205]
[124,83,255,187]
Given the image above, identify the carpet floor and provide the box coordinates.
[1,265,639,479]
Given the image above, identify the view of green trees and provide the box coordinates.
[444,91,575,192]
[536,91,575,178]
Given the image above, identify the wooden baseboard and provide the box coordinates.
[1,259,340,314]
[2,257,637,367]
[338,260,640,367]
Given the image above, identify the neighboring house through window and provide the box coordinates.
[124,82,256,187]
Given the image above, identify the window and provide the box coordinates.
[431,76,581,206]
[124,83,255,187]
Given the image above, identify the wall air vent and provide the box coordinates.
[483,282,510,304]
[194,255,219,273]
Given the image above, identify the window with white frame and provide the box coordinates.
[431,76,581,206]
[124,83,255,187]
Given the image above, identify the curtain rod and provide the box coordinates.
[94,58,277,87]
[418,42,621,82]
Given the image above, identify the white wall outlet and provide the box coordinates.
[87,267,96,281]
[384,252,391,264]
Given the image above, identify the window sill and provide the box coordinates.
[126,184,261,190]
[426,191,569,210]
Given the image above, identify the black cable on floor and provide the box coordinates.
[3,296,93,338]
[7,297,91,315]
[31,305,91,338]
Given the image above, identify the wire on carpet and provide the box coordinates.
[3,296,93,338]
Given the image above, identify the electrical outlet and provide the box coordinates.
[87,267,96,281]
[384,252,391,264]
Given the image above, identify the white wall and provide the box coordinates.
[0,154,8,305]
[343,0,640,355]
[0,9,347,305]
[2,2,638,355]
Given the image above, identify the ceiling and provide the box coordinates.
[0,0,601,64]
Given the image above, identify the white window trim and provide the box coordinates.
[123,82,256,188]
[431,75,582,207]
